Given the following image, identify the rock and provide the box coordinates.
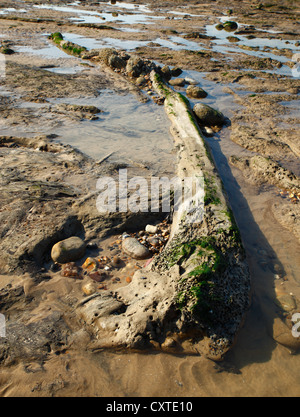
[145,224,158,234]
[162,337,177,349]
[82,257,98,272]
[89,271,106,282]
[61,262,82,279]
[111,255,121,267]
[51,236,86,264]
[82,281,97,296]
[169,78,185,87]
[227,36,240,43]
[0,47,14,55]
[202,126,214,137]
[136,75,146,86]
[126,56,144,77]
[122,237,150,260]
[223,21,238,31]
[171,67,182,77]
[186,85,208,99]
[97,48,118,65]
[193,103,225,126]
[184,77,198,85]
[215,23,224,30]
[160,65,172,81]
[108,54,126,69]
[148,237,160,247]
[272,317,300,353]
[292,53,300,63]
[275,293,297,312]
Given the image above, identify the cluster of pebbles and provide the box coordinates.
[279,188,300,204]
[51,218,171,295]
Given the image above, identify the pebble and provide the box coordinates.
[111,255,121,267]
[51,236,86,264]
[145,224,158,234]
[86,241,98,250]
[186,85,207,99]
[82,281,97,296]
[148,237,160,247]
[82,257,98,272]
[276,293,297,312]
[184,77,198,85]
[272,317,300,353]
[201,126,214,137]
[169,78,185,87]
[193,103,225,127]
[89,271,106,282]
[122,237,151,260]
[61,262,82,279]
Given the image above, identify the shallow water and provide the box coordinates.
[60,31,202,52]
[0,7,27,15]
[33,3,165,25]
[205,21,300,77]
[50,91,175,174]
[15,43,75,60]
[206,22,300,51]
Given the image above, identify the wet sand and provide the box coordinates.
[0,0,300,397]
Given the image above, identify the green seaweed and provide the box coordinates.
[203,173,221,206]
[49,32,64,44]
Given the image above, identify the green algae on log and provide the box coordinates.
[49,33,87,57]
[149,70,251,359]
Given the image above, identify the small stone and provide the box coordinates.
[82,257,98,272]
[111,255,121,267]
[276,294,297,312]
[108,54,126,69]
[122,237,151,260]
[50,262,60,272]
[171,67,182,77]
[51,236,86,264]
[223,21,238,31]
[61,263,82,279]
[162,337,177,348]
[126,277,132,283]
[169,78,185,87]
[89,271,106,282]
[136,75,146,86]
[193,103,225,127]
[185,77,198,85]
[86,241,98,250]
[160,65,172,81]
[145,224,158,234]
[186,85,208,99]
[272,317,300,353]
[148,237,160,247]
[202,126,214,137]
[82,281,97,296]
